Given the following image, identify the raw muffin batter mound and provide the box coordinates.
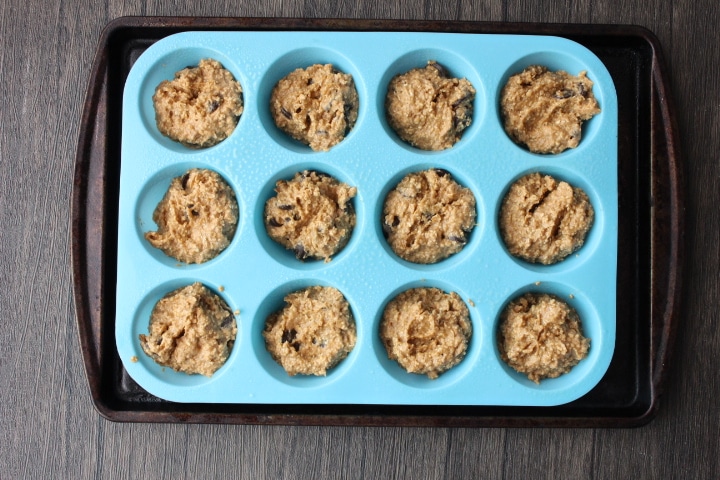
[382,168,476,264]
[263,286,357,376]
[498,292,590,383]
[385,61,476,151]
[500,65,600,154]
[270,64,359,151]
[153,58,243,148]
[145,168,238,264]
[499,172,594,265]
[139,282,237,377]
[264,170,357,261]
[380,287,472,379]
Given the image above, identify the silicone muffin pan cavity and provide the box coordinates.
[116,31,618,406]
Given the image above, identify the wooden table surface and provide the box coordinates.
[1,0,716,478]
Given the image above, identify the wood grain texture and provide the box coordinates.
[0,0,717,479]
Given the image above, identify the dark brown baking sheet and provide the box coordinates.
[71,17,683,427]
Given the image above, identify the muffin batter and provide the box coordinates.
[153,58,243,148]
[263,286,356,376]
[382,168,476,264]
[139,282,237,377]
[380,287,472,379]
[498,292,590,383]
[386,61,475,151]
[264,170,357,261]
[270,64,359,151]
[499,172,594,265]
[145,168,238,264]
[500,65,600,154]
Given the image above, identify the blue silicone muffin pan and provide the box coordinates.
[116,31,618,406]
